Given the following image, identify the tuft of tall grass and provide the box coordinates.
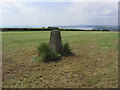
[61,42,73,57]
[37,42,73,62]
[37,42,61,62]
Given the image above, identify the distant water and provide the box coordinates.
[58,26,95,30]
[56,25,118,31]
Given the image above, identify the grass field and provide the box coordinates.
[2,31,118,88]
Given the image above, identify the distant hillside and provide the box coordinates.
[94,26,118,31]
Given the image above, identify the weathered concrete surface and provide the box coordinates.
[50,30,62,54]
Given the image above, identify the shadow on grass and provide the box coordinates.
[33,51,75,63]
[46,52,75,63]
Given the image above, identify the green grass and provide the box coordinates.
[2,31,118,88]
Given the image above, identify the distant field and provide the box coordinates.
[2,31,118,88]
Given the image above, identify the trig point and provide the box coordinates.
[50,30,62,54]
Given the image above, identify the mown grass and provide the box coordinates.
[2,31,118,88]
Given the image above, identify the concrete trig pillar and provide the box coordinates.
[50,30,62,54]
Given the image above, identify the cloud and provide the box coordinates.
[0,1,39,13]
[0,1,47,25]
[66,2,117,15]
[0,1,118,26]
[65,2,118,25]
[0,0,119,2]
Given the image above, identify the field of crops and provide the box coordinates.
[2,31,118,88]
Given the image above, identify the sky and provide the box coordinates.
[0,0,119,26]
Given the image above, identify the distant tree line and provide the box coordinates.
[0,27,111,31]
[91,29,111,31]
